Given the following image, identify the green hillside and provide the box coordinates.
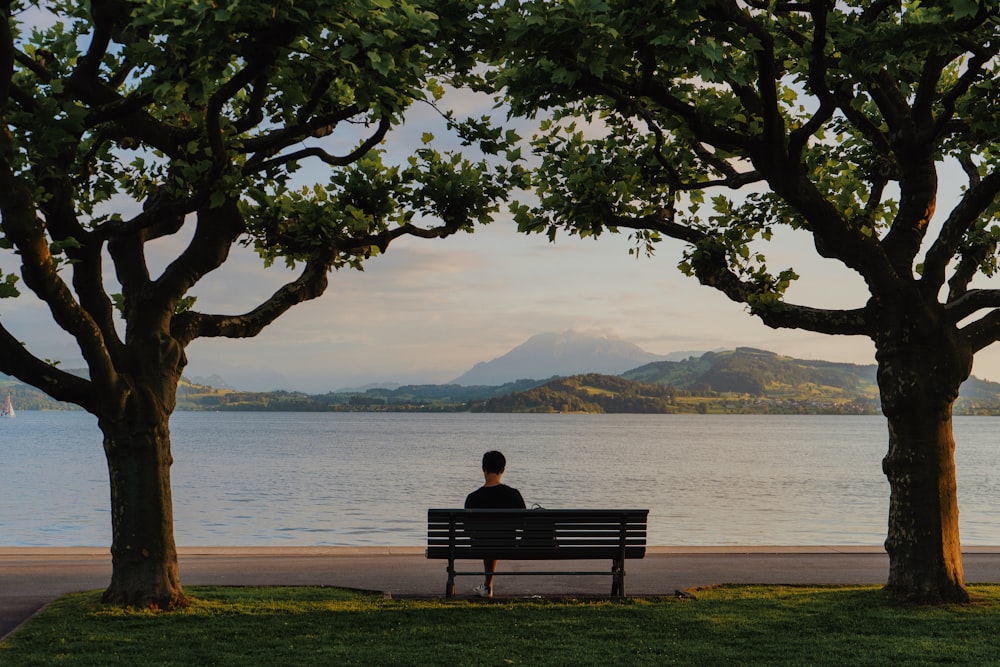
[0,381,79,411]
[474,373,879,415]
[624,347,879,395]
[469,374,679,413]
[480,348,1000,414]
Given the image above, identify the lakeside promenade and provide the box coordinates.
[6,545,1000,641]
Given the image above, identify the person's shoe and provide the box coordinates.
[472,584,492,598]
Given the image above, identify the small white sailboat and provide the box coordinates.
[2,394,14,418]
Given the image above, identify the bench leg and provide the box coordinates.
[611,559,625,597]
[446,559,456,598]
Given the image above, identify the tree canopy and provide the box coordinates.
[494,0,1000,343]
[487,0,1000,602]
[0,0,519,607]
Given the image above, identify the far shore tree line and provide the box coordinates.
[178,380,884,414]
[18,368,1000,414]
[4,1,1000,606]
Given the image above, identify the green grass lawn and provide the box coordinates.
[3,584,1000,666]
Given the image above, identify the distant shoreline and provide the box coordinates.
[10,405,1000,416]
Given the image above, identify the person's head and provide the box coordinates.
[481,450,506,475]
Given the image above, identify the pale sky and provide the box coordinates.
[5,60,1000,393]
[182,223,884,392]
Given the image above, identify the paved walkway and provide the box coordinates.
[5,546,1000,642]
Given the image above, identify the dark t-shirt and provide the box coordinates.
[464,484,526,509]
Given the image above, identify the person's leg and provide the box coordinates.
[473,559,496,597]
[484,559,497,590]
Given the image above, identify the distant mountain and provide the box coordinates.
[450,331,680,386]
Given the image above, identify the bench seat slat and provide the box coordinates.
[426,548,647,560]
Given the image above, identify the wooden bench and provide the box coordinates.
[426,508,648,597]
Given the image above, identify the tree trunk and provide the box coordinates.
[877,334,970,604]
[100,399,187,608]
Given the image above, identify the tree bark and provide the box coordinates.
[101,410,187,608]
[877,323,971,603]
[882,403,966,603]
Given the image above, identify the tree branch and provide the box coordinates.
[12,48,51,82]
[912,54,946,126]
[931,39,1000,140]
[880,156,937,273]
[834,91,895,159]
[789,0,838,160]
[0,2,12,115]
[232,75,269,134]
[204,49,281,171]
[923,169,1000,296]
[860,0,898,24]
[947,237,996,303]
[758,302,871,335]
[154,199,244,310]
[0,320,97,409]
[241,106,371,172]
[76,0,115,81]
[243,116,391,175]
[947,289,1000,324]
[63,72,193,159]
[172,247,336,345]
[0,174,119,390]
[32,169,125,363]
[639,83,754,154]
[962,308,1000,353]
[603,209,871,335]
[100,193,188,246]
[172,213,470,346]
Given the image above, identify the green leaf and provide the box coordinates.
[951,0,980,19]
[0,272,19,299]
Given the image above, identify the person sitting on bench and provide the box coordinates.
[464,450,526,598]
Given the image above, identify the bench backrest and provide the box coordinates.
[427,508,648,560]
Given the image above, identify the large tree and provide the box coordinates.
[490,0,1000,602]
[0,0,514,607]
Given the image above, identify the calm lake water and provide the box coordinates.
[2,411,1000,547]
